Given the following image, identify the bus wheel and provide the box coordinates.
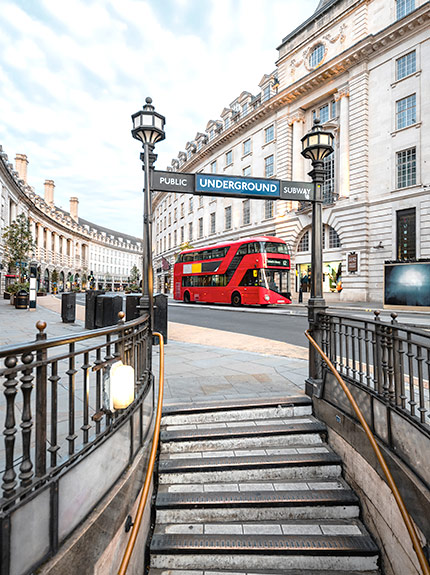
[184,291,191,303]
[231,292,241,307]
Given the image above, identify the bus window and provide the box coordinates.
[248,242,260,253]
[236,245,248,256]
[263,242,289,254]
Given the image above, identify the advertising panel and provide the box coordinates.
[384,262,430,309]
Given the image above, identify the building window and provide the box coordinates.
[243,138,251,155]
[211,160,217,173]
[210,212,216,234]
[225,206,232,230]
[309,43,325,68]
[199,217,203,238]
[168,233,171,249]
[397,147,416,188]
[263,85,271,101]
[396,51,416,80]
[264,125,274,143]
[243,165,251,177]
[330,100,336,119]
[180,203,184,218]
[189,197,193,213]
[319,104,329,124]
[396,0,415,20]
[199,196,203,208]
[265,200,274,219]
[174,230,177,245]
[189,222,193,241]
[323,151,336,203]
[225,116,230,130]
[265,155,274,177]
[298,230,310,252]
[181,226,184,243]
[396,208,416,260]
[226,150,233,166]
[396,94,416,129]
[242,102,248,115]
[242,200,250,225]
[174,207,177,221]
[328,227,341,248]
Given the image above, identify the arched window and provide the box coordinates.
[309,44,325,68]
[297,230,310,252]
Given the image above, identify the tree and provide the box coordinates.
[129,264,140,284]
[2,214,34,283]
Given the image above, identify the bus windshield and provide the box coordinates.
[239,268,290,294]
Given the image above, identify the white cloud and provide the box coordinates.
[0,0,316,236]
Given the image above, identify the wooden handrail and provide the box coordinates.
[305,329,430,575]
[117,332,165,575]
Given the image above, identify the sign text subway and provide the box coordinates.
[152,170,313,201]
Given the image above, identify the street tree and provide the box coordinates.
[2,213,35,283]
[129,264,140,284]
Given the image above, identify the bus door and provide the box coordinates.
[239,269,262,304]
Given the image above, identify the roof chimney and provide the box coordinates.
[15,154,28,183]
[44,179,55,206]
[70,197,79,222]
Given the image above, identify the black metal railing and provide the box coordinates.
[0,313,151,507]
[319,311,429,430]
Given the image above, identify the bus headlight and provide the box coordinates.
[264,294,270,301]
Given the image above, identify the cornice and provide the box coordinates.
[174,2,429,176]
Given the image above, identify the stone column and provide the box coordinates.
[336,86,350,198]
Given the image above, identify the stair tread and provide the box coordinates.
[149,570,381,575]
[156,489,358,509]
[150,533,379,555]
[161,420,326,442]
[159,451,341,474]
[162,395,311,416]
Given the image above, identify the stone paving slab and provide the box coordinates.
[0,295,308,407]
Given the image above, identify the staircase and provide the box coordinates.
[149,395,380,574]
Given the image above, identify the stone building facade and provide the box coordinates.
[153,0,430,302]
[0,150,142,294]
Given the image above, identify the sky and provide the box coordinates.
[0,0,317,237]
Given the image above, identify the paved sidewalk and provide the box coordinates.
[0,295,308,404]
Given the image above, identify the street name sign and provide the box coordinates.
[152,170,313,201]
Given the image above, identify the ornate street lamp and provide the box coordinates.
[131,98,166,342]
[301,119,334,393]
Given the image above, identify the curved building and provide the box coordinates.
[0,150,142,294]
[153,0,430,302]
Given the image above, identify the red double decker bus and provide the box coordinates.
[173,236,291,306]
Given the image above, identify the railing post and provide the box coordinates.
[306,302,326,397]
[35,321,47,477]
[373,311,383,394]
[2,355,18,498]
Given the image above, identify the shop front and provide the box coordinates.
[296,260,342,294]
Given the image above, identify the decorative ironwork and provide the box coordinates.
[0,313,151,506]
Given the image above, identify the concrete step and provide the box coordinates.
[149,569,381,575]
[162,396,312,425]
[160,418,326,453]
[158,451,342,485]
[158,478,349,494]
[150,532,379,571]
[155,489,359,523]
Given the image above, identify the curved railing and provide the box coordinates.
[118,331,165,575]
[306,329,430,575]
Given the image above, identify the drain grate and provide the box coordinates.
[158,451,341,473]
[156,489,357,509]
[151,534,379,555]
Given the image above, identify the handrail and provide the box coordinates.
[117,331,165,575]
[305,329,430,575]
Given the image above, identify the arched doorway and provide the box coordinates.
[43,269,50,293]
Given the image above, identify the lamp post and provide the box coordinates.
[131,97,166,342]
[301,119,334,394]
